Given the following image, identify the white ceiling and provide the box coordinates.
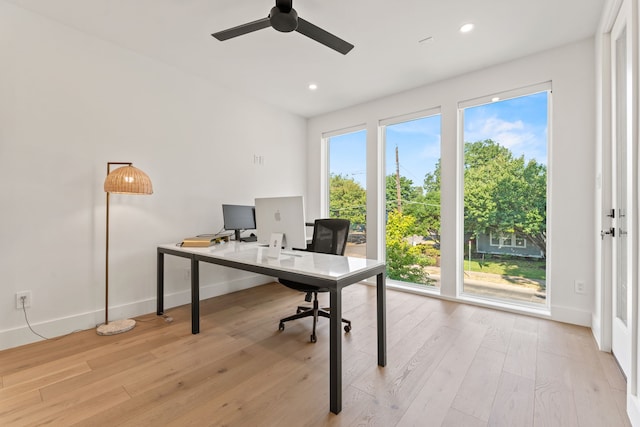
[7,0,605,118]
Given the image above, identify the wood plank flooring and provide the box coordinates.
[0,283,630,426]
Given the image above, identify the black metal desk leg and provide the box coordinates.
[329,288,343,414]
[191,258,200,334]
[157,250,164,315]
[377,272,387,367]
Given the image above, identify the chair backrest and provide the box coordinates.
[309,219,350,255]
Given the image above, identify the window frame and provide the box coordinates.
[457,82,552,310]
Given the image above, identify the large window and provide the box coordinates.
[326,129,367,258]
[460,87,549,306]
[382,112,441,289]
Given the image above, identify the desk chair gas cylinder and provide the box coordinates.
[277,218,352,343]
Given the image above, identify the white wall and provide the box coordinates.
[307,38,596,326]
[0,2,307,350]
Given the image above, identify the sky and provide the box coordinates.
[329,91,548,188]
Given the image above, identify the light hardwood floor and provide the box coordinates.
[0,283,631,426]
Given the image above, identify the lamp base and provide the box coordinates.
[96,318,136,336]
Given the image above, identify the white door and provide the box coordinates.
[609,0,633,379]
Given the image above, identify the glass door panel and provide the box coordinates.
[610,7,633,377]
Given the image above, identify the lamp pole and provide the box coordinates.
[98,161,152,336]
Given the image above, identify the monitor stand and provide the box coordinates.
[236,229,257,242]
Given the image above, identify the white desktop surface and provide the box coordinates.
[158,241,384,280]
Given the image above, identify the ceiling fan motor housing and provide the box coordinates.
[270,6,298,32]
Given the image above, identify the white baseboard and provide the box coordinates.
[0,276,272,352]
[592,312,603,350]
[550,304,592,327]
[628,394,640,426]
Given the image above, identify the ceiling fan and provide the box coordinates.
[211,0,354,55]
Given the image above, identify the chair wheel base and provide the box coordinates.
[310,334,317,343]
[344,325,351,333]
[278,322,285,331]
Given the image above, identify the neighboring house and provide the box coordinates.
[475,232,544,258]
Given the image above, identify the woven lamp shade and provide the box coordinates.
[104,165,153,195]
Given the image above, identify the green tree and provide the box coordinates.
[329,174,366,228]
[409,191,441,243]
[423,159,441,194]
[416,158,442,242]
[384,174,437,239]
[385,211,430,284]
[385,174,422,213]
[464,139,547,257]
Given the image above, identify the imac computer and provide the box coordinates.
[254,196,307,250]
[222,204,256,242]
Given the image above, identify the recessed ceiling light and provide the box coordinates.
[460,23,474,33]
[491,97,500,102]
[308,83,318,91]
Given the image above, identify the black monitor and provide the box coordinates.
[222,204,256,242]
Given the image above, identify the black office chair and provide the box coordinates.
[277,218,352,343]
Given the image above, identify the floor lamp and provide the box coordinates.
[97,162,153,336]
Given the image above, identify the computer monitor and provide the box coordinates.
[222,204,256,242]
[254,196,307,250]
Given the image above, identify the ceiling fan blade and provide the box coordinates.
[212,17,271,41]
[296,18,354,55]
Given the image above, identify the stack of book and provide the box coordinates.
[181,233,231,247]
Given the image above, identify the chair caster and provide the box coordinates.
[344,324,351,333]
[278,322,285,331]
[310,334,317,343]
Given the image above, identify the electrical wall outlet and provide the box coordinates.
[574,280,586,294]
[16,291,32,309]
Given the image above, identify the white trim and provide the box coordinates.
[630,0,639,401]
[379,106,442,127]
[454,107,466,299]
[594,2,615,354]
[597,1,640,421]
[320,135,330,218]
[322,125,367,219]
[378,109,443,289]
[0,275,270,351]
[458,81,552,109]
[321,123,366,139]
[489,231,527,249]
[375,124,386,260]
[628,394,640,426]
[458,86,551,311]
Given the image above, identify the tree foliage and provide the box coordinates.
[329,174,366,228]
[386,174,441,243]
[327,138,546,287]
[385,175,421,212]
[464,139,547,257]
[385,211,430,284]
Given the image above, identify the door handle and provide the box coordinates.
[601,228,615,239]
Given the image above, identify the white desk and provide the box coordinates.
[156,241,387,415]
